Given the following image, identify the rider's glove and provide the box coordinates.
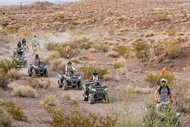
[155,100,159,104]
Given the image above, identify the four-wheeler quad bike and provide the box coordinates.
[143,101,182,127]
[29,41,40,51]
[82,81,109,104]
[14,55,27,68]
[57,71,82,90]
[13,47,25,57]
[28,61,48,77]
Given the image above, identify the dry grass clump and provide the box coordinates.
[113,45,130,59]
[71,58,81,64]
[103,74,112,81]
[116,67,127,75]
[63,93,71,100]
[89,47,96,53]
[107,51,120,58]
[113,57,126,69]
[164,41,182,59]
[0,101,27,121]
[11,84,37,98]
[145,31,154,38]
[41,95,59,106]
[132,40,150,59]
[0,106,12,127]
[44,104,118,127]
[69,99,79,107]
[0,70,9,89]
[28,77,51,89]
[126,85,151,94]
[49,58,64,71]
[7,68,21,80]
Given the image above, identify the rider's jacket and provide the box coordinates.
[92,75,99,82]
[157,86,169,102]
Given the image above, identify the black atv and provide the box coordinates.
[14,55,27,68]
[57,71,82,90]
[82,81,109,104]
[28,61,48,77]
[13,47,25,57]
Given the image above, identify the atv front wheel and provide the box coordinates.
[32,69,36,77]
[89,93,94,104]
[58,80,62,88]
[44,70,48,77]
[63,80,68,90]
[104,92,110,103]
[77,81,83,90]
[83,93,88,101]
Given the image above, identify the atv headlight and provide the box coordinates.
[44,66,47,68]
[176,112,181,117]
[24,58,27,60]
[104,88,108,91]
[78,76,81,80]
[92,88,96,92]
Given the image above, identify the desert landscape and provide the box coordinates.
[0,0,190,127]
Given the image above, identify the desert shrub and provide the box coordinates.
[12,85,37,98]
[175,82,190,113]
[0,106,12,127]
[144,71,176,87]
[7,68,21,80]
[80,66,108,79]
[49,58,64,71]
[113,57,126,69]
[0,58,18,73]
[113,45,130,59]
[44,105,118,127]
[168,29,178,36]
[41,95,59,106]
[69,99,79,107]
[103,74,112,81]
[92,43,109,52]
[164,42,182,59]
[63,93,71,100]
[125,85,150,94]
[145,31,154,38]
[80,41,91,49]
[0,71,9,89]
[71,58,81,64]
[0,101,27,121]
[156,11,168,21]
[117,85,134,102]
[89,48,96,53]
[107,51,120,58]
[45,42,59,51]
[132,40,150,59]
[27,77,51,89]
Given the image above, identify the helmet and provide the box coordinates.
[35,54,39,58]
[67,60,72,65]
[93,70,98,76]
[160,78,167,86]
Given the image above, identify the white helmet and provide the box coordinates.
[160,78,167,85]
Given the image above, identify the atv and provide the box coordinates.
[82,81,109,104]
[14,55,27,68]
[13,47,25,57]
[22,43,29,53]
[29,40,40,51]
[57,71,82,90]
[28,61,48,77]
[143,101,182,127]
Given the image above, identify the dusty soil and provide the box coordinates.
[0,0,190,127]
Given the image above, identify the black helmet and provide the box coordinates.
[68,60,72,65]
[22,38,26,40]
[93,70,98,76]
[35,54,39,58]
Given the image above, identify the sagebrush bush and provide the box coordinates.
[132,41,150,59]
[0,58,18,73]
[144,71,176,87]
[44,104,118,127]
[107,51,120,58]
[7,68,21,80]
[156,11,168,21]
[63,93,71,100]
[41,95,59,106]
[0,71,9,89]
[164,42,182,59]
[69,99,79,107]
[103,74,112,81]
[0,101,27,121]
[12,85,37,98]
[28,77,51,89]
[113,45,130,59]
[80,66,108,79]
[0,106,12,127]
[49,58,64,71]
[113,57,126,69]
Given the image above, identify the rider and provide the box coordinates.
[22,38,27,46]
[17,41,21,48]
[154,78,173,105]
[34,54,41,65]
[90,70,100,82]
[65,60,77,73]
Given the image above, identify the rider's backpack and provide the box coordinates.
[158,85,170,95]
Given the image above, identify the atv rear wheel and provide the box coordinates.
[44,70,48,77]
[28,69,32,76]
[63,80,68,90]
[89,93,94,104]
[104,92,110,103]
